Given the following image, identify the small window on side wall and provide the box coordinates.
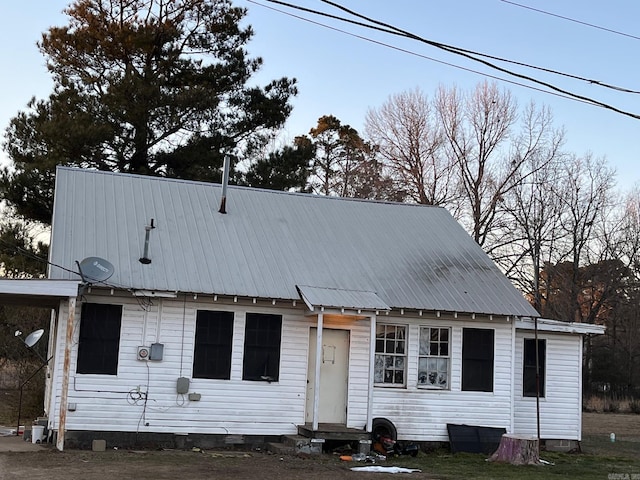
[243,313,282,381]
[523,338,546,397]
[77,303,122,375]
[461,328,494,392]
[193,310,234,380]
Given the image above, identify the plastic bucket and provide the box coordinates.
[31,425,45,444]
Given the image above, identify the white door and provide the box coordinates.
[306,328,350,424]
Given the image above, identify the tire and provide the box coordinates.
[371,417,397,442]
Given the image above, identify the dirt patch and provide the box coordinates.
[1,413,639,479]
[0,448,408,480]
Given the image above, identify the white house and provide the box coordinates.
[4,167,604,450]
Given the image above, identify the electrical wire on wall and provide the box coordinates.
[133,361,151,436]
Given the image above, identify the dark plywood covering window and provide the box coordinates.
[462,328,494,392]
[77,303,122,375]
[523,338,546,397]
[243,313,282,381]
[193,310,234,379]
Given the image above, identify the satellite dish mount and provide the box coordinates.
[76,257,115,283]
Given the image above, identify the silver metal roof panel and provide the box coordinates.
[49,167,540,317]
[297,285,390,311]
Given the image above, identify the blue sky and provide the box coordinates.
[1,1,639,191]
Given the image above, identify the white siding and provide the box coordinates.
[372,317,514,442]
[49,299,584,443]
[513,331,582,440]
[48,294,310,435]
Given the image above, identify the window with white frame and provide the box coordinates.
[418,327,450,389]
[374,324,406,386]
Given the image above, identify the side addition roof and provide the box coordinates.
[48,167,540,318]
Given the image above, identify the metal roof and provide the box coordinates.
[297,285,390,312]
[48,167,540,317]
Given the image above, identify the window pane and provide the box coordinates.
[417,327,451,389]
[523,339,546,397]
[440,329,449,342]
[193,310,234,379]
[242,313,282,381]
[374,324,407,386]
[419,329,429,355]
[462,328,494,392]
[374,356,384,383]
[77,303,122,375]
[430,329,439,342]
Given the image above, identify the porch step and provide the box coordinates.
[298,423,370,442]
[266,435,324,455]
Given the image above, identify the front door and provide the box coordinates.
[306,328,350,424]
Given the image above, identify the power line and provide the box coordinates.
[247,0,593,106]
[256,0,640,120]
[0,236,137,294]
[316,0,640,120]
[500,0,640,41]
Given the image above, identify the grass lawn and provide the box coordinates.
[371,435,640,479]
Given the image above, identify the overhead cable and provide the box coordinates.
[247,0,591,106]
[500,0,640,41]
[258,0,640,120]
[318,0,640,119]
[261,0,639,94]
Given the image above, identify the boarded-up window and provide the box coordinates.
[193,310,234,379]
[523,338,546,397]
[77,303,122,375]
[418,327,450,389]
[374,324,406,386]
[462,328,494,392]
[242,313,282,381]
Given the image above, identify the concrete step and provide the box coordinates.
[266,441,296,455]
[267,435,325,455]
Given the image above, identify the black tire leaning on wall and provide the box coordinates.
[371,417,397,442]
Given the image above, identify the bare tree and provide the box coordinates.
[494,103,566,309]
[365,88,457,208]
[548,154,617,322]
[436,81,519,247]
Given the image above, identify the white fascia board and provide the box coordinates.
[0,279,81,297]
[516,317,606,335]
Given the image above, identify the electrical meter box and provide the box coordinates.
[149,343,164,361]
[176,377,190,394]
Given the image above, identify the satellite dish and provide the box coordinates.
[77,257,115,282]
[24,329,44,348]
